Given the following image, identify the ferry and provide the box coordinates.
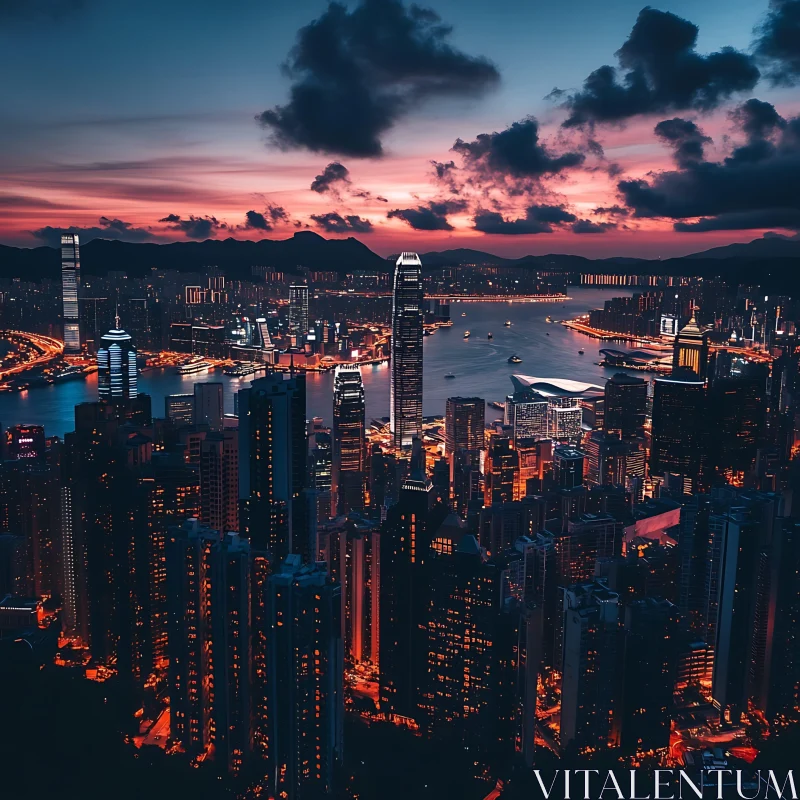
[224,362,261,378]
[444,373,456,379]
[177,357,211,376]
[508,354,522,364]
[52,365,87,383]
[504,320,511,327]
[487,332,493,340]
[463,330,471,339]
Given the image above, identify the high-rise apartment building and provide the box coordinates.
[331,364,366,515]
[267,556,343,800]
[166,521,252,775]
[390,253,423,450]
[559,580,623,754]
[200,430,239,533]
[193,382,224,432]
[238,373,311,561]
[61,234,81,353]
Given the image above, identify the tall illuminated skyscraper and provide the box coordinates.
[96,319,137,402]
[332,364,366,515]
[288,285,309,340]
[61,234,81,353]
[390,252,423,450]
[445,396,485,458]
[673,311,709,378]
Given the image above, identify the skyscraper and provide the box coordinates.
[506,390,549,444]
[559,580,623,754]
[61,233,81,353]
[96,320,137,402]
[267,556,343,800]
[604,373,647,440]
[444,396,485,458]
[200,430,239,533]
[238,373,311,561]
[193,382,224,431]
[288,284,309,341]
[331,364,366,515]
[650,375,707,489]
[673,312,710,378]
[390,253,423,450]
[166,521,252,775]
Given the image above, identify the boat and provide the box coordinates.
[578,349,585,355]
[508,354,522,364]
[487,332,493,340]
[177,357,211,376]
[504,320,511,327]
[423,328,435,336]
[461,312,467,317]
[52,365,87,383]
[546,332,550,336]
[463,331,471,339]
[224,362,261,378]
[444,373,456,379]
[545,316,553,323]
[488,401,505,410]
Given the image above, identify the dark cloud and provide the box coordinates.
[654,118,712,167]
[257,0,499,157]
[619,101,800,232]
[311,161,351,193]
[453,117,585,190]
[572,219,617,233]
[562,8,759,127]
[244,210,271,230]
[31,216,157,247]
[674,209,800,231]
[387,199,467,231]
[430,159,460,193]
[725,98,787,164]
[239,205,292,233]
[472,204,576,235]
[310,212,373,233]
[754,0,800,85]
[593,205,630,216]
[159,214,227,239]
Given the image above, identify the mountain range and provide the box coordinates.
[0,231,798,288]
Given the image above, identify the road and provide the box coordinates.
[0,330,64,379]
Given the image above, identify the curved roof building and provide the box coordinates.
[510,375,604,398]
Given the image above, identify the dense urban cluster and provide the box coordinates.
[2,242,800,800]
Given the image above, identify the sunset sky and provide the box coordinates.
[1,0,798,257]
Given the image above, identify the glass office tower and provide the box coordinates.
[390,252,423,450]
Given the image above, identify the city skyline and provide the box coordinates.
[2,0,799,257]
[4,3,800,797]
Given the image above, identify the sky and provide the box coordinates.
[1,0,798,258]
